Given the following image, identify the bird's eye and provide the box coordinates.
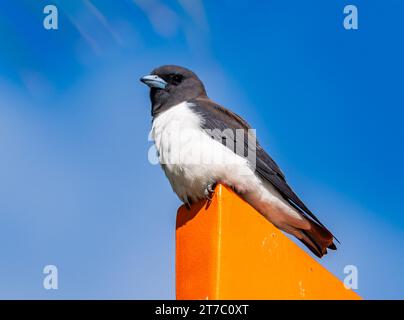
[171,74,183,85]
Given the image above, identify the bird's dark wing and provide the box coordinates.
[189,97,328,229]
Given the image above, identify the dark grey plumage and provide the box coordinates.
[189,98,338,250]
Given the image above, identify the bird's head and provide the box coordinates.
[140,65,207,117]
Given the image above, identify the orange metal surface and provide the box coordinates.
[176,184,361,300]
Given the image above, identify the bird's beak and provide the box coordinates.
[140,75,167,89]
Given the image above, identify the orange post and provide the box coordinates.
[176,184,361,300]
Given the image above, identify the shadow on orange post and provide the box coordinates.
[176,184,361,300]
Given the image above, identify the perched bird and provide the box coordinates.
[140,65,337,257]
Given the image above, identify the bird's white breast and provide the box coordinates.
[150,101,261,204]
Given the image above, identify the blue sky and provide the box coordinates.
[0,0,403,299]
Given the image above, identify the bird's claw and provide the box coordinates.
[204,183,217,203]
[184,196,193,211]
[207,183,216,194]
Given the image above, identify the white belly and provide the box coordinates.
[150,101,262,204]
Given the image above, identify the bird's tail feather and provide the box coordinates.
[261,208,336,258]
[241,189,336,258]
[298,219,336,258]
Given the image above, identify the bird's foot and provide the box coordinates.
[185,197,193,211]
[204,183,217,205]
